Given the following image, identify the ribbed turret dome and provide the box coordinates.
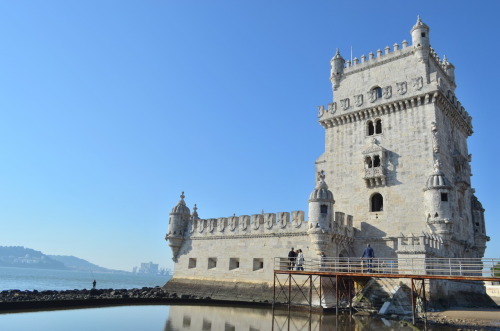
[309,173,334,201]
[411,15,429,33]
[171,192,191,215]
[425,161,451,190]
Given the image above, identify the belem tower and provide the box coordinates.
[164,17,490,306]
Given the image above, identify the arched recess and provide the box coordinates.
[371,193,384,212]
[375,119,382,134]
[367,120,374,136]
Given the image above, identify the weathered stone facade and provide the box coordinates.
[164,17,489,304]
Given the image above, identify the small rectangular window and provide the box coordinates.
[208,257,217,269]
[253,258,264,271]
[202,319,212,331]
[441,193,448,201]
[421,32,426,37]
[320,205,328,214]
[183,316,191,327]
[188,258,197,269]
[229,258,240,270]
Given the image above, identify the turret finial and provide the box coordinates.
[192,203,198,218]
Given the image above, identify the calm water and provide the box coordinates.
[0,266,171,291]
[0,267,466,330]
[0,304,463,331]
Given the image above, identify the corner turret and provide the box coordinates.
[423,161,453,240]
[411,16,430,62]
[307,171,335,254]
[166,192,191,262]
[330,49,345,92]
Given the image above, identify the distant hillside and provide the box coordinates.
[0,246,67,270]
[0,246,128,273]
[48,255,127,273]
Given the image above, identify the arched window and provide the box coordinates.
[365,156,373,168]
[371,193,383,212]
[373,155,381,167]
[367,120,374,136]
[375,119,382,134]
[374,87,382,99]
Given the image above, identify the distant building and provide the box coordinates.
[138,262,159,274]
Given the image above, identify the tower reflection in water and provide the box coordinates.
[163,305,426,331]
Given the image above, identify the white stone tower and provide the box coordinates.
[316,16,488,260]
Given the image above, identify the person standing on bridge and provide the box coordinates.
[288,247,297,270]
[296,249,304,271]
[362,244,375,272]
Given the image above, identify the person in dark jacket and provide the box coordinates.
[361,244,375,272]
[288,248,297,270]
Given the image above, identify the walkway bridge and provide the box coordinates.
[272,257,500,325]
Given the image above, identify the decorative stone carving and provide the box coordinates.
[431,122,439,153]
[265,213,275,229]
[228,216,237,231]
[328,102,336,114]
[340,98,350,110]
[239,215,249,231]
[292,210,304,227]
[413,76,423,90]
[197,219,205,233]
[217,218,226,232]
[278,212,289,228]
[208,219,216,233]
[383,86,392,99]
[397,82,407,95]
[368,89,377,103]
[252,214,262,230]
[354,94,363,106]
[317,105,325,118]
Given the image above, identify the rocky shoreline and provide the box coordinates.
[0,287,270,312]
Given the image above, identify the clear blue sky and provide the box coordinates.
[0,1,498,272]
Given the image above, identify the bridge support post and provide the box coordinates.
[335,275,339,314]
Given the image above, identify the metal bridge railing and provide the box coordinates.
[274,257,500,279]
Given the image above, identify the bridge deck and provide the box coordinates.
[272,257,500,325]
[274,257,500,281]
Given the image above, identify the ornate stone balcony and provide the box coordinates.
[364,166,386,187]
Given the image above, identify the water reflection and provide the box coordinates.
[164,305,443,331]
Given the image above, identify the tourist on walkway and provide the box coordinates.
[361,244,375,272]
[92,280,96,289]
[296,249,304,271]
[320,252,326,271]
[288,247,297,270]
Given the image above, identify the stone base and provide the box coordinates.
[163,278,274,303]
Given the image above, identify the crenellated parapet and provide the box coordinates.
[342,41,412,74]
[186,210,308,239]
[396,232,444,257]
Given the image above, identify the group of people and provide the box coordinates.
[287,248,305,270]
[286,244,375,273]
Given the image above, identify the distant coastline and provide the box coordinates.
[0,246,128,274]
